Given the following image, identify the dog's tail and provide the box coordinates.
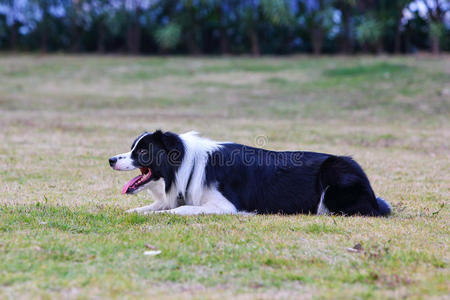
[317,156,391,217]
[376,197,391,216]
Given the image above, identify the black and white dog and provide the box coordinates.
[109,130,391,216]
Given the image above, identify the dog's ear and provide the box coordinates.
[153,130,179,151]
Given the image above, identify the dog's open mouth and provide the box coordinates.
[122,168,152,194]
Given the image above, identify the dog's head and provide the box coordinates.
[108,130,183,194]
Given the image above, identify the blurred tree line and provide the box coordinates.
[0,0,448,55]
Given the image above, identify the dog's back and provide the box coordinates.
[206,144,390,216]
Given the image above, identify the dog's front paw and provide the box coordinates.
[126,203,164,214]
[142,210,162,215]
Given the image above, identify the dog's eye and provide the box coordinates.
[138,149,148,155]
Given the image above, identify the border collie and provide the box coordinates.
[108,130,391,216]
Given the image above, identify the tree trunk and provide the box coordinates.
[404,29,411,54]
[133,8,142,54]
[394,22,401,54]
[376,39,383,55]
[70,1,82,53]
[97,19,105,53]
[71,26,81,52]
[128,23,141,54]
[10,22,18,51]
[127,18,141,54]
[339,8,352,54]
[361,42,369,54]
[220,26,230,55]
[220,27,229,55]
[186,31,201,55]
[312,0,324,55]
[135,21,141,54]
[426,5,443,55]
[218,6,229,55]
[249,26,260,56]
[126,7,141,54]
[393,8,402,54]
[40,3,50,54]
[185,6,201,55]
[431,35,439,55]
[312,28,323,55]
[40,22,48,53]
[127,22,133,54]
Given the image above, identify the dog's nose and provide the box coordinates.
[109,157,117,167]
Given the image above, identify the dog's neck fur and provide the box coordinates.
[164,131,221,208]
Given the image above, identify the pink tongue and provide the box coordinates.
[121,175,142,194]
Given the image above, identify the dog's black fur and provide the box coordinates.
[130,131,185,193]
[205,144,390,216]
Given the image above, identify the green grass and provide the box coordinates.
[0,55,449,299]
[323,62,411,77]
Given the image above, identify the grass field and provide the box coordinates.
[0,54,449,299]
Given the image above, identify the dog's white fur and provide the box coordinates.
[125,178,169,213]
[317,186,330,215]
[112,152,135,171]
[123,132,237,215]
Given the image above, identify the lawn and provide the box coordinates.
[0,54,449,299]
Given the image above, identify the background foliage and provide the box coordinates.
[0,0,449,55]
